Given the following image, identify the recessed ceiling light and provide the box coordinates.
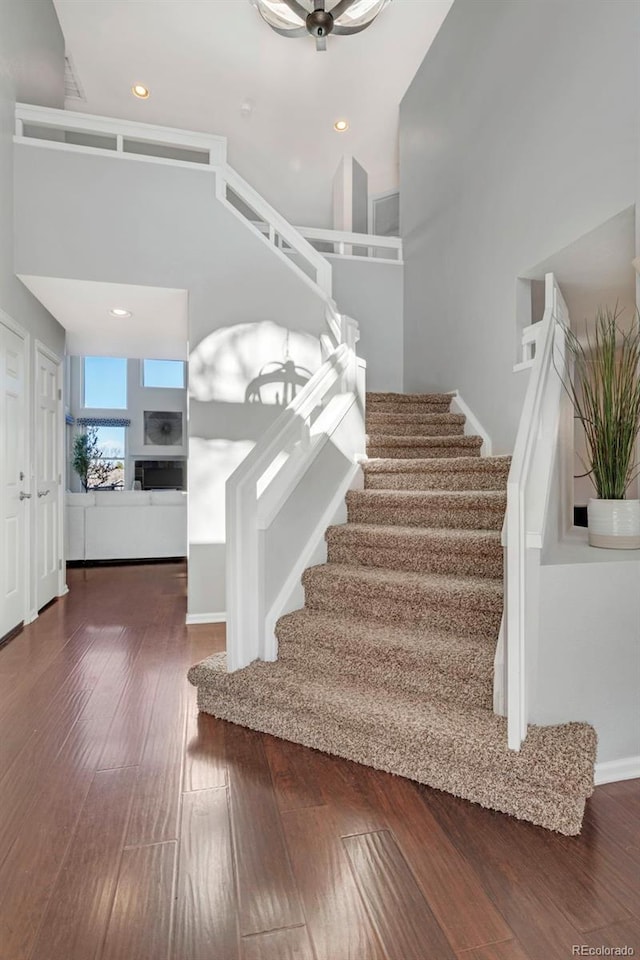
[109,308,132,319]
[132,84,150,99]
[334,119,349,133]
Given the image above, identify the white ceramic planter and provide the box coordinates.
[587,498,640,549]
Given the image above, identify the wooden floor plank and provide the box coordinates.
[343,829,456,960]
[98,628,167,770]
[0,719,108,960]
[183,689,227,792]
[362,768,513,953]
[225,723,304,936]
[173,787,238,960]
[421,787,596,960]
[0,687,91,871]
[124,654,189,846]
[241,926,315,960]
[263,733,326,813]
[457,940,532,960]
[30,766,138,960]
[576,917,640,953]
[282,804,388,960]
[101,841,177,960]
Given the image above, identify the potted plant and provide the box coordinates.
[558,306,640,548]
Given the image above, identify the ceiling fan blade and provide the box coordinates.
[316,35,327,50]
[331,21,373,35]
[281,0,312,19]
[328,0,357,19]
[257,14,308,36]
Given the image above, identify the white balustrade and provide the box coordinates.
[503,273,569,749]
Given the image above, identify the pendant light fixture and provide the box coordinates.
[252,0,392,52]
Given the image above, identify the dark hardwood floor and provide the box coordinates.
[0,562,637,960]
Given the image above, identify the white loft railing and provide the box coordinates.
[251,222,403,262]
[14,103,332,300]
[502,273,569,750]
[294,227,403,263]
[226,310,363,672]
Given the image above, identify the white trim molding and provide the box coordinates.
[594,755,640,786]
[186,611,227,625]
[450,390,492,457]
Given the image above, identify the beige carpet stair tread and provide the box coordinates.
[188,654,596,834]
[347,489,506,509]
[276,611,494,708]
[363,455,511,474]
[326,523,501,551]
[326,524,502,576]
[303,563,503,611]
[367,412,465,426]
[369,434,483,448]
[367,392,454,404]
[276,609,496,680]
[346,489,506,531]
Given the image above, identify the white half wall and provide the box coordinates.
[532,559,640,766]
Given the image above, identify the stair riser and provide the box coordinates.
[364,471,509,491]
[304,588,502,636]
[367,422,465,438]
[368,444,481,459]
[195,685,589,835]
[347,503,505,530]
[327,542,503,578]
[367,402,452,415]
[277,643,493,709]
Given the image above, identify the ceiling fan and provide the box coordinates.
[252,0,392,52]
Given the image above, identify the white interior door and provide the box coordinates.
[35,346,61,612]
[0,320,28,637]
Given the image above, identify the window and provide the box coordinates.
[84,357,127,409]
[87,426,126,489]
[143,359,185,389]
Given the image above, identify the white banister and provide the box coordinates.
[503,273,569,750]
[225,313,363,672]
[217,165,333,297]
[295,226,403,262]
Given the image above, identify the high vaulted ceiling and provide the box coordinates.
[53,0,452,228]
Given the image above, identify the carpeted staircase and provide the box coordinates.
[188,391,597,835]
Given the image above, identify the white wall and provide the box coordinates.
[0,0,66,630]
[399,0,639,452]
[328,257,403,393]
[533,559,640,765]
[14,145,330,616]
[0,0,65,355]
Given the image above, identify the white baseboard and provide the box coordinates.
[594,755,640,785]
[450,389,492,457]
[186,612,227,625]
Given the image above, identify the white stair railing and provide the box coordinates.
[225,309,363,671]
[503,273,569,750]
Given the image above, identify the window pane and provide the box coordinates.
[89,426,125,489]
[143,359,185,389]
[84,357,127,409]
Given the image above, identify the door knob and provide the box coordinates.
[19,491,32,500]
[37,490,50,498]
